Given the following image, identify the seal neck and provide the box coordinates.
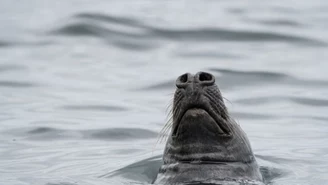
[155,161,263,185]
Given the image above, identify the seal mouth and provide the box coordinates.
[172,103,230,137]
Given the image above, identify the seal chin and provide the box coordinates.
[172,107,227,138]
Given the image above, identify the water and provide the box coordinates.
[0,0,328,184]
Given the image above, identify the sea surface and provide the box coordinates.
[0,0,328,185]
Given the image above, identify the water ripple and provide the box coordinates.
[150,28,325,46]
[290,97,328,107]
[22,127,158,141]
[232,112,275,120]
[61,105,128,112]
[255,19,304,27]
[75,13,143,27]
[176,51,243,59]
[0,39,53,48]
[0,40,14,48]
[102,155,162,182]
[0,64,26,73]
[141,80,175,91]
[0,81,36,88]
[84,128,157,140]
[210,68,289,81]
[50,22,155,51]
[209,68,328,89]
[46,183,77,185]
[49,12,327,47]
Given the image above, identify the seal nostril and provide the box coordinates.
[180,73,188,83]
[200,72,214,81]
[176,73,191,88]
[199,73,212,82]
[197,72,215,86]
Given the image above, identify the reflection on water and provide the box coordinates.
[0,0,328,185]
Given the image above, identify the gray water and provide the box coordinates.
[0,0,328,185]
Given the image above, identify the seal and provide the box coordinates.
[154,72,263,185]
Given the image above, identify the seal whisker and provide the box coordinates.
[158,96,183,144]
[223,96,233,106]
[159,124,172,143]
[165,97,175,114]
[157,98,177,144]
[158,123,172,143]
[204,93,228,119]
[158,110,174,144]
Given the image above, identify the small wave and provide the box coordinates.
[208,68,289,89]
[46,183,77,185]
[28,127,58,134]
[50,22,143,38]
[272,6,300,14]
[50,22,156,51]
[0,40,14,48]
[83,128,157,140]
[176,51,243,59]
[48,12,326,48]
[235,97,284,105]
[0,64,26,73]
[102,154,162,182]
[0,39,53,48]
[231,112,275,120]
[208,68,328,89]
[255,154,291,184]
[289,97,328,107]
[227,8,247,14]
[27,127,76,140]
[149,27,326,46]
[0,81,36,88]
[22,127,157,141]
[112,39,156,51]
[75,13,144,27]
[256,19,304,27]
[140,80,175,91]
[210,68,288,80]
[61,105,128,112]
[256,154,320,164]
[308,116,328,121]
[259,166,286,184]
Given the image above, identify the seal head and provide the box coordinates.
[154,72,263,185]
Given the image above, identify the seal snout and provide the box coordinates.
[172,72,230,137]
[176,72,215,89]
